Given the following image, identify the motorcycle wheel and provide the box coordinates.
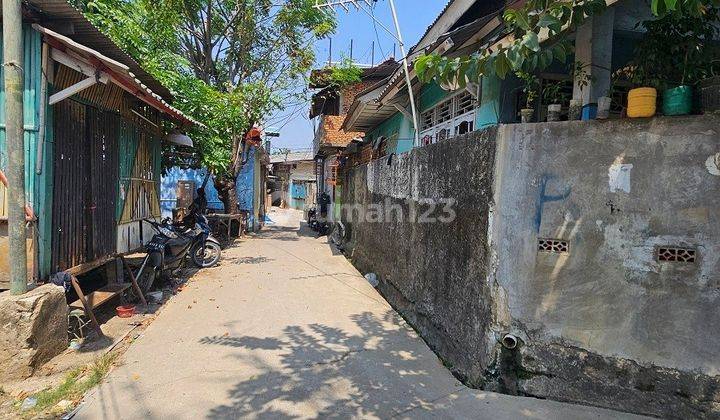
[192,242,221,268]
[137,266,157,294]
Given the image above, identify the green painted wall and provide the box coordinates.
[418,81,449,111]
[0,27,43,207]
[363,78,503,156]
[476,76,502,129]
[0,27,52,278]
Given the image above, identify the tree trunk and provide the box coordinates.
[215,175,239,214]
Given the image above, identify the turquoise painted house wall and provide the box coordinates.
[0,27,53,278]
[476,76,502,129]
[237,146,264,231]
[419,81,448,111]
[363,77,504,157]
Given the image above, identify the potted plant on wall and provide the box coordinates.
[542,81,567,122]
[658,9,718,115]
[596,77,616,119]
[626,55,661,118]
[517,71,539,123]
[627,9,718,118]
[569,61,593,120]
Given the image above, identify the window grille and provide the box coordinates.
[455,91,475,116]
[436,100,452,123]
[418,90,477,146]
[421,110,434,131]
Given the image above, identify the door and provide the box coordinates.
[52,100,119,272]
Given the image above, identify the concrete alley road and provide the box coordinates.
[76,209,646,419]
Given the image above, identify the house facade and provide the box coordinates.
[310,60,398,219]
[237,145,270,232]
[270,151,316,211]
[0,0,196,287]
[342,0,651,157]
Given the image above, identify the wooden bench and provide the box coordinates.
[67,256,147,336]
[208,213,245,239]
[68,282,131,311]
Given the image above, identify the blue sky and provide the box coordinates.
[265,0,449,152]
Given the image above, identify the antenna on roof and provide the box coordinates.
[313,0,420,146]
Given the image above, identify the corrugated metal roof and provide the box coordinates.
[309,59,399,89]
[270,151,314,164]
[19,0,179,112]
[376,13,502,105]
[412,0,457,54]
[34,24,200,126]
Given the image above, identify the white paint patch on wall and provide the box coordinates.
[608,163,633,193]
[705,153,720,176]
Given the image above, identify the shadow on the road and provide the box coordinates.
[200,309,436,419]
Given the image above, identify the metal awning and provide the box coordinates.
[33,24,200,126]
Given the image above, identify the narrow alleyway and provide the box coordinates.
[75,209,644,419]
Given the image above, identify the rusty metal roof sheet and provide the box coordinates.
[20,0,180,112]
[34,24,200,126]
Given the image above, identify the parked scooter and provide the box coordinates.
[307,206,331,236]
[135,179,221,293]
[135,215,221,293]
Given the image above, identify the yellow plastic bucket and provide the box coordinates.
[627,87,657,118]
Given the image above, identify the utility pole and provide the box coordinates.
[314,0,420,145]
[328,38,332,65]
[371,41,375,67]
[349,39,353,62]
[3,0,27,294]
[388,0,419,146]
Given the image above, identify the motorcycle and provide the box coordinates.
[307,206,331,236]
[135,213,222,293]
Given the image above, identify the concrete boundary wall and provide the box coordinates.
[341,116,720,418]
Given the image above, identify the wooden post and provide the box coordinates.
[120,256,148,308]
[70,275,103,336]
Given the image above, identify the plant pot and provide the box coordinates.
[568,99,582,120]
[699,76,720,113]
[547,104,562,122]
[116,305,136,318]
[597,96,611,119]
[520,108,534,123]
[662,85,692,116]
[627,87,657,118]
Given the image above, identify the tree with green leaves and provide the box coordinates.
[415,0,716,92]
[77,0,335,212]
[415,0,606,87]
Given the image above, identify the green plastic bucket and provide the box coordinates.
[662,85,692,116]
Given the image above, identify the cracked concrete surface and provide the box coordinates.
[75,208,648,419]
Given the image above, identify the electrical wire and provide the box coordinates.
[371,2,387,61]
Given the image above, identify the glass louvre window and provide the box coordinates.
[436,99,452,123]
[455,91,474,116]
[418,90,477,146]
[421,109,434,131]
